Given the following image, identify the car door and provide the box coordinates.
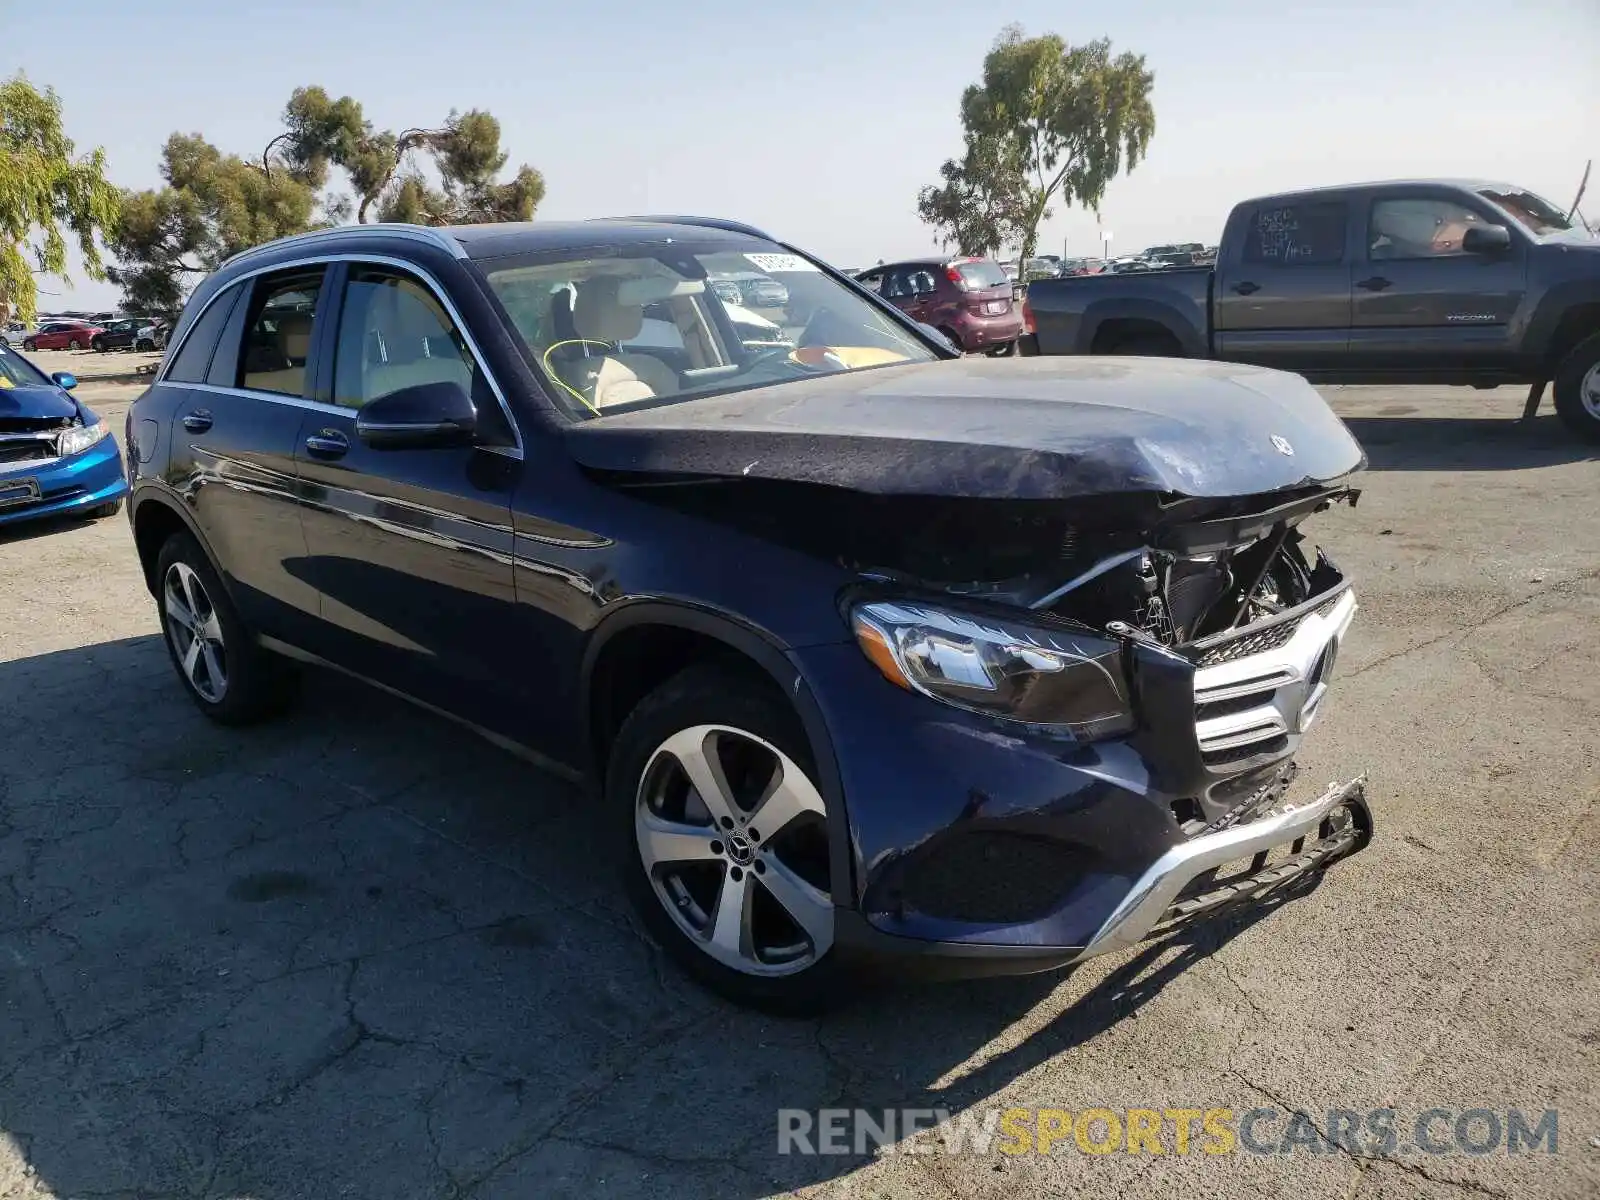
[1345,191,1528,379]
[291,260,524,732]
[1214,199,1353,373]
[159,269,322,642]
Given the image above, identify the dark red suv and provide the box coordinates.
[855,257,1023,355]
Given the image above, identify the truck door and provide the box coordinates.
[1214,199,1352,373]
[1344,190,1528,380]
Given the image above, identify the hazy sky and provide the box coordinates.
[6,0,1596,310]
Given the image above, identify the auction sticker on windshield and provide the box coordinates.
[744,253,818,273]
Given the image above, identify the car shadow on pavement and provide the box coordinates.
[0,633,1326,1198]
[1341,413,1598,471]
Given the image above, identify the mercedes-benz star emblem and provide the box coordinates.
[1271,435,1295,456]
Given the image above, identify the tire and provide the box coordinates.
[154,532,297,725]
[136,338,154,352]
[21,339,36,352]
[68,338,82,351]
[1107,332,1182,357]
[88,498,122,519]
[986,340,1019,357]
[1552,331,1600,442]
[937,327,965,355]
[91,338,106,352]
[610,664,847,1014]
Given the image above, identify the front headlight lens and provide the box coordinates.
[58,421,110,458]
[852,601,1134,738]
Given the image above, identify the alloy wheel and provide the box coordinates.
[1582,361,1600,421]
[635,724,833,976]
[163,561,228,703]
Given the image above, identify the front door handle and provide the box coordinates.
[303,429,350,459]
[1357,276,1392,291]
[181,410,213,433]
[1232,281,1260,295]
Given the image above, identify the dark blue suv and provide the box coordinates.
[126,217,1374,1010]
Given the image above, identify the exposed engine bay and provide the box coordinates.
[618,475,1358,649]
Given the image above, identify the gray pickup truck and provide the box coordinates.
[1021,179,1600,439]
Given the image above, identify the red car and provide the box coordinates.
[22,321,103,351]
[855,257,1024,355]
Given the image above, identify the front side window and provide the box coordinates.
[1477,187,1573,237]
[486,239,933,417]
[1242,202,1347,266]
[238,270,324,397]
[332,268,474,410]
[1369,198,1491,260]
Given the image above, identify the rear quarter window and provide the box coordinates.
[1242,202,1347,266]
[165,285,244,384]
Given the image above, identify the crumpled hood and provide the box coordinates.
[0,384,79,425]
[564,356,1366,500]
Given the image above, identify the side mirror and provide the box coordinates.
[354,380,477,449]
[51,372,77,391]
[1462,224,1512,254]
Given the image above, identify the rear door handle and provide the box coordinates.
[1232,281,1260,295]
[181,410,213,433]
[1357,276,1392,291]
[303,429,350,459]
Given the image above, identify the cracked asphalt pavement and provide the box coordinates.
[1,370,1596,1198]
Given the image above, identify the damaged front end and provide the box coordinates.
[616,470,1372,966]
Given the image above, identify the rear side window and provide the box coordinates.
[164,285,243,384]
[954,259,1009,289]
[238,270,325,397]
[1242,202,1347,266]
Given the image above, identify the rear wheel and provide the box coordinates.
[610,664,846,1013]
[986,340,1019,357]
[67,337,82,351]
[1552,332,1600,442]
[155,532,297,724]
[937,327,965,355]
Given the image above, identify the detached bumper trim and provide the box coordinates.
[1072,775,1371,963]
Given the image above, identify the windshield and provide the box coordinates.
[0,344,52,389]
[953,259,1009,289]
[1478,187,1574,236]
[485,239,934,418]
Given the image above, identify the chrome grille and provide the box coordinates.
[1192,589,1356,763]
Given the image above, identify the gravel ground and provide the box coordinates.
[0,379,1595,1199]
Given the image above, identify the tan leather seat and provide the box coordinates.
[244,312,314,395]
[559,277,678,408]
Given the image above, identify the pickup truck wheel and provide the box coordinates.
[1553,333,1600,442]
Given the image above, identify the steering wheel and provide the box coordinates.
[541,338,615,413]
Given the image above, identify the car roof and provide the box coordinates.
[1243,178,1515,206]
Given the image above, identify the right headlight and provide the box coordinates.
[851,600,1134,739]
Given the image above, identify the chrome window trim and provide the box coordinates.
[221,223,467,270]
[159,252,524,458]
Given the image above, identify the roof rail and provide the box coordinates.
[221,223,467,270]
[608,214,776,242]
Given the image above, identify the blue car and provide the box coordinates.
[0,343,128,528]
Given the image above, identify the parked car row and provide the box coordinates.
[8,315,169,353]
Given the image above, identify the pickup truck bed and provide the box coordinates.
[1022,179,1600,439]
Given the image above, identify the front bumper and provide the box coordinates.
[796,575,1370,978]
[0,434,128,528]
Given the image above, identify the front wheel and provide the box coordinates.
[155,532,297,724]
[1552,332,1600,442]
[21,339,37,351]
[610,665,846,1013]
[87,498,122,519]
[91,338,106,352]
[136,338,154,352]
